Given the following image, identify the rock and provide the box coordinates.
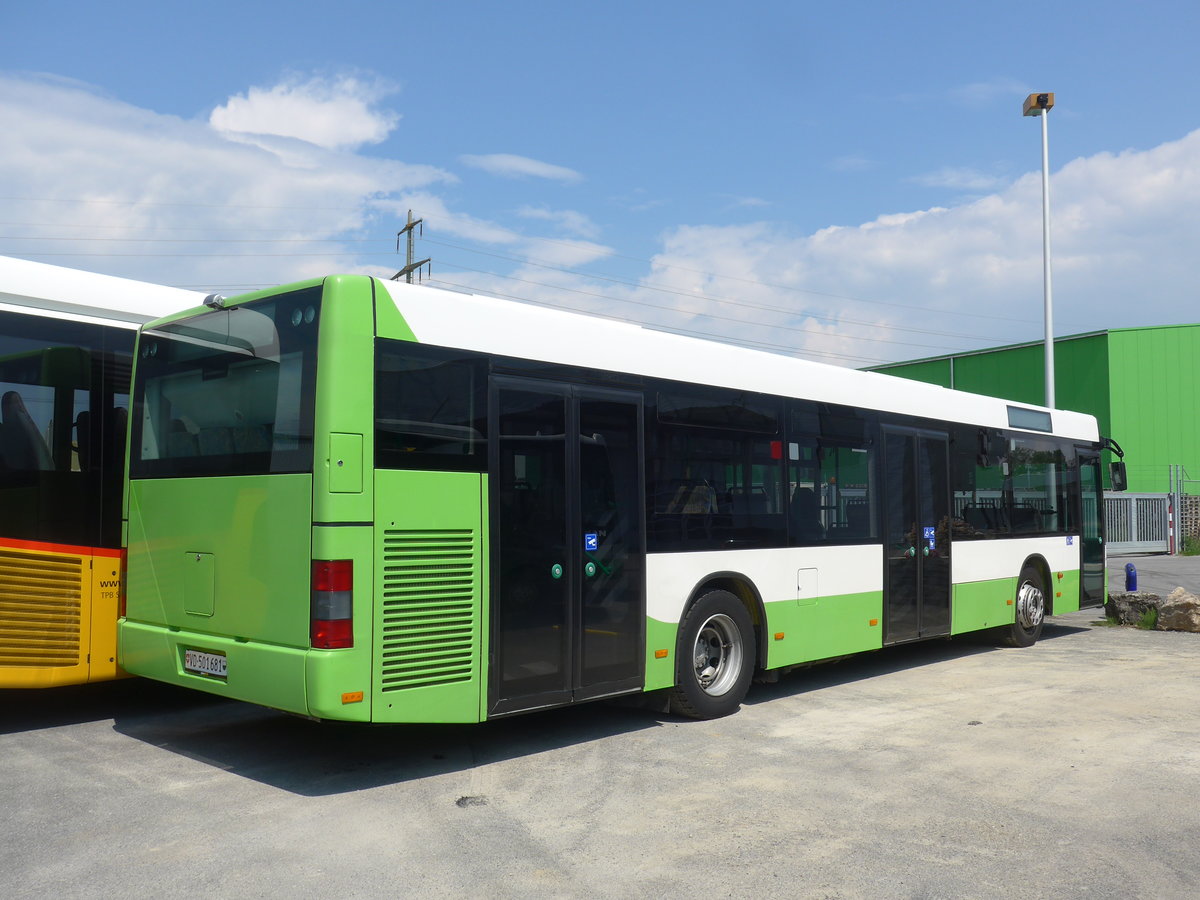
[1156,587,1200,633]
[1105,591,1162,626]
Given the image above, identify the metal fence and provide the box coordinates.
[1105,493,1170,554]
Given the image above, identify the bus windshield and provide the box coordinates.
[130,288,320,478]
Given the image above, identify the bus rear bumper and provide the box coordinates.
[120,620,316,717]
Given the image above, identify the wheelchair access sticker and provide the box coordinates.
[923,526,936,550]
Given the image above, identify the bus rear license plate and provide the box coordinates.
[184,649,227,678]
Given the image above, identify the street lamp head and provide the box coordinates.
[1023,92,1055,116]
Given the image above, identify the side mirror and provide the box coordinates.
[1109,461,1128,492]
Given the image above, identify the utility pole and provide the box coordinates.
[1023,92,1056,408]
[391,210,431,282]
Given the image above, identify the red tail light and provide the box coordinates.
[311,560,353,649]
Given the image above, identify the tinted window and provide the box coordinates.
[375,341,487,471]
[657,387,779,434]
[952,427,1077,538]
[786,402,878,544]
[951,427,1009,540]
[1008,437,1076,535]
[0,310,134,548]
[130,289,320,478]
[647,426,787,551]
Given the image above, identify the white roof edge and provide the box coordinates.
[0,255,203,325]
[377,279,1100,443]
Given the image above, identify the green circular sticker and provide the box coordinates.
[585,562,597,577]
[551,564,564,579]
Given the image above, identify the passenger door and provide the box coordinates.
[1079,453,1106,608]
[489,378,644,716]
[882,427,951,643]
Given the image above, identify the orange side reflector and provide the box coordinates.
[341,691,364,704]
[1007,599,1014,605]
[869,619,879,626]
[654,649,669,659]
[774,632,785,641]
[1057,572,1064,581]
[1056,592,1062,598]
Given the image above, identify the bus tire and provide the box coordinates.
[669,590,755,719]
[1003,564,1046,648]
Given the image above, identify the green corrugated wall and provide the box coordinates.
[1107,326,1200,493]
[870,326,1200,493]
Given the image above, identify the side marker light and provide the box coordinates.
[869,618,879,627]
[774,632,785,641]
[342,691,364,704]
[654,649,669,659]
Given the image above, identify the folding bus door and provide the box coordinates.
[1079,453,1106,608]
[489,378,645,716]
[882,426,951,644]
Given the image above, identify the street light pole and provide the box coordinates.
[1024,92,1056,408]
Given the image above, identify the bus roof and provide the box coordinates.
[0,256,202,328]
[379,278,1100,443]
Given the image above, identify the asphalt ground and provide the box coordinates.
[5,562,1200,899]
[1107,551,1200,596]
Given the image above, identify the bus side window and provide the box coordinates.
[786,401,877,545]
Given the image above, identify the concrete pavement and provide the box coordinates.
[5,606,1200,899]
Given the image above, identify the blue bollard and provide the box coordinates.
[1125,563,1138,592]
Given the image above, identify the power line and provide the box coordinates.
[427,244,1011,345]
[433,260,970,354]
[420,236,1037,328]
[426,277,892,366]
[0,235,392,245]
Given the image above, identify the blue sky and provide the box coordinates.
[2,1,1199,365]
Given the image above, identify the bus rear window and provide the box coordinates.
[130,289,320,478]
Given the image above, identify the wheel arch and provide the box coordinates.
[684,571,768,669]
[1020,554,1054,615]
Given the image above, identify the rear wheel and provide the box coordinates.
[1003,565,1046,647]
[669,590,756,719]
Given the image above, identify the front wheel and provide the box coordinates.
[1003,565,1046,647]
[669,590,756,719]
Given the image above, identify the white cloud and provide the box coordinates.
[210,74,399,150]
[910,167,1009,191]
[830,155,876,173]
[617,129,1200,364]
[4,72,1198,370]
[460,153,582,183]
[516,206,600,239]
[0,73,451,289]
[949,78,1030,108]
[377,193,521,245]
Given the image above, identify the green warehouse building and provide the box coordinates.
[869,324,1200,494]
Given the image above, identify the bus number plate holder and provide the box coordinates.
[184,649,227,678]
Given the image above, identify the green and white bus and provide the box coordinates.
[120,275,1114,721]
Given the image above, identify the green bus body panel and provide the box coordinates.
[763,591,884,669]
[951,577,1017,634]
[1055,569,1082,615]
[644,617,678,691]
[126,474,313,646]
[313,276,376,526]
[372,469,488,724]
[120,619,310,715]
